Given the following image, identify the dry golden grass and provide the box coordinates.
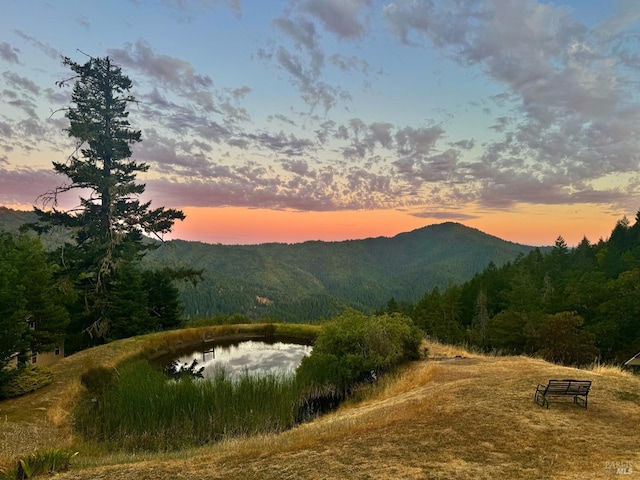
[2,334,640,479]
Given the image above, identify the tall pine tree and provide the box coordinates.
[35,55,185,340]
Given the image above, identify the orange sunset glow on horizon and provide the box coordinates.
[163,205,625,248]
[4,2,640,252]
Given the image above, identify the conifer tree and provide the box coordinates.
[35,55,185,339]
[0,233,69,371]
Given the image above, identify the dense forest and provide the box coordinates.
[0,207,537,321]
[402,213,640,365]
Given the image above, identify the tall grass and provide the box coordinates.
[74,360,305,451]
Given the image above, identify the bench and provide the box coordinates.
[534,379,591,409]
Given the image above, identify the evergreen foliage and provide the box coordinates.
[144,223,536,321]
[4,201,640,366]
[411,211,640,364]
[27,56,189,346]
[0,232,69,371]
[1,209,539,324]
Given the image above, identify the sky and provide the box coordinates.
[2,0,640,246]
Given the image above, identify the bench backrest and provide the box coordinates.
[545,379,591,395]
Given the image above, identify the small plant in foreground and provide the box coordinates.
[0,449,77,479]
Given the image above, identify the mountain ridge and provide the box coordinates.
[0,207,546,321]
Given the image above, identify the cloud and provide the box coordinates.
[273,16,319,53]
[0,121,13,138]
[265,3,373,112]
[410,210,479,221]
[4,0,639,220]
[263,44,349,111]
[381,0,640,210]
[268,114,297,126]
[134,128,222,177]
[2,72,40,96]
[596,0,640,38]
[109,40,213,91]
[475,171,627,209]
[300,0,372,39]
[231,86,251,100]
[13,30,59,59]
[0,168,63,207]
[0,42,20,63]
[159,0,242,17]
[44,87,70,106]
[144,175,340,211]
[76,16,90,29]
[7,98,38,119]
[328,53,369,74]
[245,131,315,156]
[281,159,314,177]
[394,125,444,156]
[108,40,216,110]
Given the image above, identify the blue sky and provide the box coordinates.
[2,0,640,245]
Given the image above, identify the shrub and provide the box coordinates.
[0,367,53,400]
[80,366,118,396]
[297,310,422,392]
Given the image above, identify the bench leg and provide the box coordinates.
[534,391,543,407]
[534,392,548,408]
[574,396,588,409]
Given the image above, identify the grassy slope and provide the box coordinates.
[2,334,639,479]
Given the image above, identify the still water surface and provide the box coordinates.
[173,340,313,379]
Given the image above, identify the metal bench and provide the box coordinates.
[534,379,591,409]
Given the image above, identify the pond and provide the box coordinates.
[168,339,313,379]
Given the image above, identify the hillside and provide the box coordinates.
[143,223,540,320]
[1,328,638,479]
[0,207,541,321]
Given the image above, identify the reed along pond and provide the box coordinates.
[162,339,313,379]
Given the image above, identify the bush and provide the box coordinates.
[0,367,53,400]
[80,366,118,396]
[0,449,77,480]
[297,310,422,392]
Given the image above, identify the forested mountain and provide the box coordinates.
[410,214,640,364]
[0,207,539,322]
[136,221,539,321]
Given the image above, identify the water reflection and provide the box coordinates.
[173,340,313,379]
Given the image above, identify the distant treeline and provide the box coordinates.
[396,213,640,365]
[140,222,537,321]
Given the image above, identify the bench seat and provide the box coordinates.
[534,379,591,409]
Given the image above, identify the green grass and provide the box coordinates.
[74,359,307,451]
[0,449,77,480]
